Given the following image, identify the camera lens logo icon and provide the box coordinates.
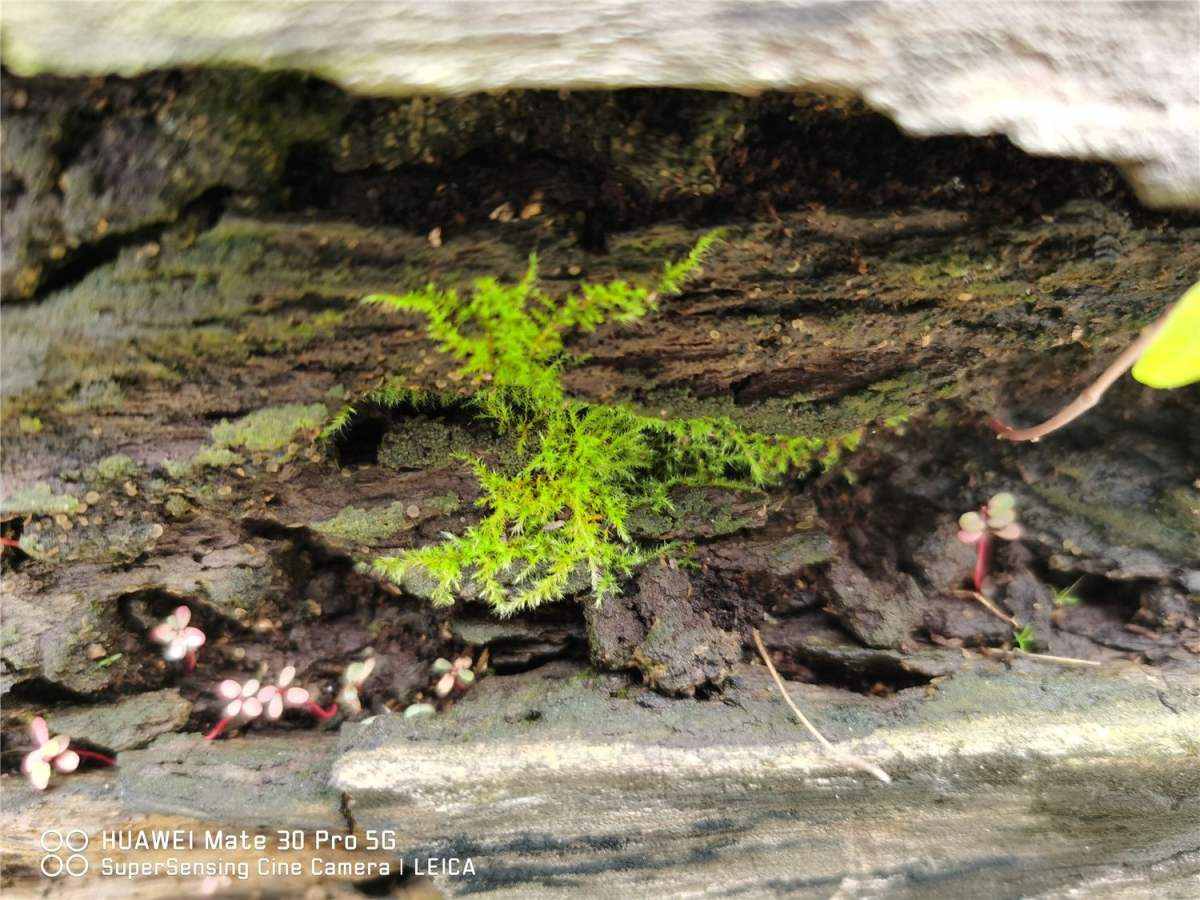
[40,830,89,877]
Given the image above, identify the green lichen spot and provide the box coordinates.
[313,502,415,545]
[193,446,245,469]
[427,492,462,515]
[164,495,192,517]
[95,454,140,482]
[211,402,328,452]
[0,483,80,516]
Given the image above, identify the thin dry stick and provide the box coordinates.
[952,589,1021,628]
[751,629,891,785]
[986,647,1102,668]
[992,308,1170,443]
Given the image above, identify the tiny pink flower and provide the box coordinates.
[216,678,264,720]
[260,666,311,720]
[433,656,475,698]
[22,717,79,791]
[956,493,1023,593]
[150,606,206,662]
[957,493,1022,544]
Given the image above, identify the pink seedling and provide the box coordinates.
[150,605,206,671]
[205,677,264,740]
[957,492,1022,592]
[206,669,338,740]
[260,665,337,722]
[22,717,115,790]
[433,656,475,698]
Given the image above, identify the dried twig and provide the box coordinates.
[992,309,1170,443]
[952,589,1021,628]
[984,647,1102,668]
[751,629,891,785]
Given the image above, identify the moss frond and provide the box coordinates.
[362,230,850,614]
[320,404,358,441]
[658,228,725,296]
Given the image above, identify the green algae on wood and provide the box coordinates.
[313,502,417,546]
[0,482,80,516]
[94,453,140,482]
[211,402,328,452]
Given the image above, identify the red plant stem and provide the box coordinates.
[204,717,233,741]
[184,650,196,673]
[305,701,338,721]
[74,748,117,767]
[973,532,991,593]
[0,537,20,548]
[992,307,1170,443]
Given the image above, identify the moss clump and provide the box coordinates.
[0,483,80,516]
[360,232,854,614]
[164,495,192,517]
[361,232,859,613]
[94,454,140,482]
[211,402,328,452]
[627,486,764,540]
[313,502,416,545]
[193,446,245,469]
[378,418,479,471]
[426,492,462,515]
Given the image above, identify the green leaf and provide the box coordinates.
[1012,625,1036,652]
[1132,282,1200,389]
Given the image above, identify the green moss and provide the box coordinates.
[638,370,925,445]
[164,495,192,517]
[0,483,80,516]
[211,402,328,452]
[243,309,347,351]
[193,446,245,469]
[18,416,42,434]
[427,492,462,515]
[353,232,859,615]
[321,383,446,443]
[1031,483,1199,560]
[627,487,762,539]
[378,417,479,470]
[313,502,415,545]
[95,454,140,482]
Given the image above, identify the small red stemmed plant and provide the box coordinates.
[22,717,115,791]
[262,665,338,723]
[205,666,336,741]
[150,605,206,672]
[433,656,476,698]
[957,492,1022,593]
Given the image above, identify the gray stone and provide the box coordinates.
[329,660,1200,898]
[584,563,740,696]
[118,733,345,829]
[0,577,131,696]
[3,660,1197,897]
[824,555,927,649]
[45,689,192,752]
[1183,570,1200,594]
[450,606,583,671]
[762,616,964,682]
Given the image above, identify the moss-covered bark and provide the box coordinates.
[2,73,1197,809]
